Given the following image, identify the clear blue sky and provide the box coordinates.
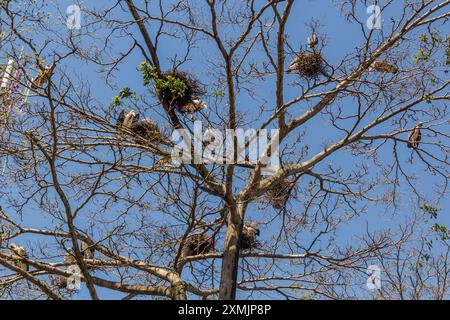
[1,0,448,300]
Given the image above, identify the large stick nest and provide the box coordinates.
[264,178,296,209]
[130,119,162,145]
[157,70,205,113]
[181,233,214,257]
[290,51,324,78]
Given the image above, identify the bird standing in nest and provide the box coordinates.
[117,110,139,129]
[407,123,423,149]
[52,250,77,289]
[179,99,208,113]
[286,51,324,77]
[116,110,161,144]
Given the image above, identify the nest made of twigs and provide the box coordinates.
[181,233,214,257]
[129,119,162,144]
[156,70,205,113]
[290,51,324,78]
[264,178,296,209]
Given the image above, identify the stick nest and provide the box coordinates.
[264,178,296,209]
[182,233,214,257]
[156,70,205,113]
[291,51,324,78]
[130,119,162,145]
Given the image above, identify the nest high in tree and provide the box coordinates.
[264,178,296,209]
[117,110,162,145]
[130,118,162,145]
[287,51,324,78]
[181,233,214,257]
[240,222,260,250]
[140,62,206,113]
[156,70,206,113]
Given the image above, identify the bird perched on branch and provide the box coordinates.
[117,109,126,127]
[307,34,318,49]
[9,243,29,272]
[81,240,94,260]
[407,123,423,149]
[368,60,398,74]
[52,251,77,289]
[30,64,55,89]
[240,222,260,250]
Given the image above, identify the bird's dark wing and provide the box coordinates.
[416,128,422,142]
[407,130,415,148]
[130,121,146,136]
[133,113,140,123]
[117,109,125,126]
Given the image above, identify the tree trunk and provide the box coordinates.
[172,280,187,300]
[219,203,246,300]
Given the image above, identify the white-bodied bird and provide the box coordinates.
[307,34,318,49]
[10,243,29,272]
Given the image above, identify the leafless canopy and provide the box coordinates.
[0,0,449,300]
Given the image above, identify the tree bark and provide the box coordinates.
[172,280,187,300]
[219,202,246,299]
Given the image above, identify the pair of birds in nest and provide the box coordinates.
[60,242,95,267]
[181,222,261,257]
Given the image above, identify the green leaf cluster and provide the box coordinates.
[139,61,187,98]
[420,204,439,219]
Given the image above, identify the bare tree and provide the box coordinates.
[0,0,449,300]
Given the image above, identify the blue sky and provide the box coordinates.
[1,0,449,299]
